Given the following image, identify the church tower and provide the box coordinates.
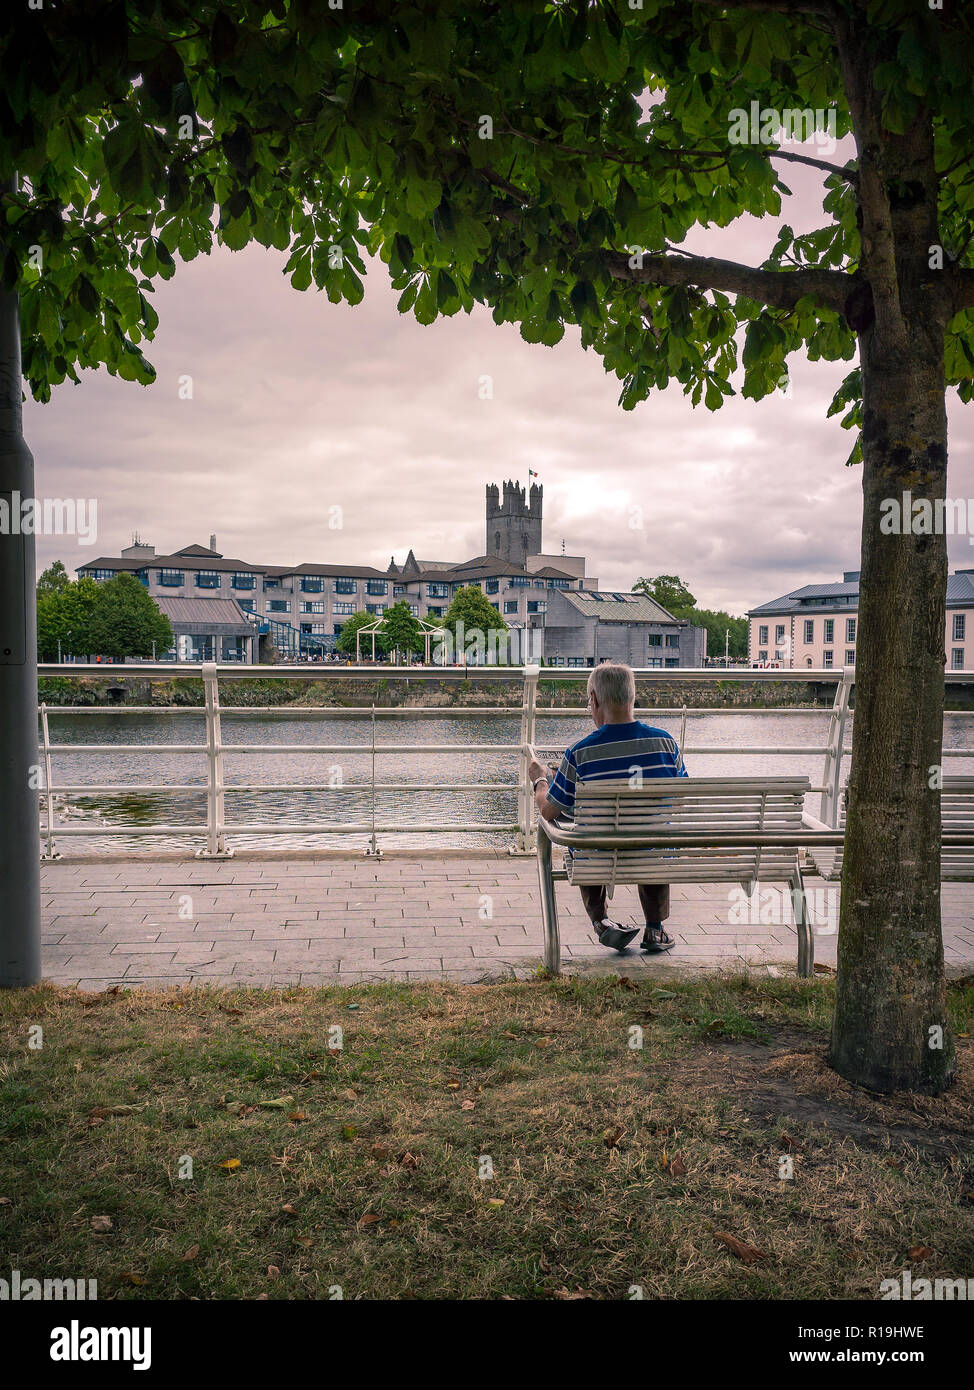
[485,480,543,565]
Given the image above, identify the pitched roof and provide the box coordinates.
[152,595,255,636]
[559,590,679,623]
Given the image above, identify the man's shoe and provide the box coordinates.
[641,923,675,953]
[595,919,641,952]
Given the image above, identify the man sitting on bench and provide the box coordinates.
[526,660,687,954]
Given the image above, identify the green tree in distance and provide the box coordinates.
[438,584,509,661]
[381,600,425,663]
[3,1,973,1089]
[335,608,390,659]
[634,575,697,613]
[36,572,100,661]
[36,560,71,596]
[84,573,173,660]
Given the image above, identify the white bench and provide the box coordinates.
[536,776,815,976]
[803,775,974,881]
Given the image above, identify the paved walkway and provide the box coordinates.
[39,856,974,990]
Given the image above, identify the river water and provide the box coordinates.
[41,708,974,854]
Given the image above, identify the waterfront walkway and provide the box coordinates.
[39,855,974,989]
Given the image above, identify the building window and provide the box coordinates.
[647,657,663,668]
[333,602,355,616]
[301,622,326,634]
[664,658,679,668]
[490,602,500,613]
[366,604,385,616]
[508,576,530,588]
[758,625,768,645]
[393,585,405,596]
[300,601,326,614]
[824,619,834,643]
[648,634,662,647]
[758,650,768,662]
[504,601,518,614]
[427,582,449,598]
[846,617,856,643]
[236,598,256,612]
[952,648,965,670]
[775,624,785,644]
[334,578,357,594]
[845,649,856,665]
[195,570,220,588]
[547,578,570,589]
[823,649,833,667]
[527,601,546,614]
[367,580,388,596]
[408,604,419,616]
[263,578,280,591]
[427,606,443,617]
[301,577,323,593]
[267,600,290,613]
[803,620,814,643]
[232,573,256,590]
[92,568,116,580]
[486,579,499,594]
[665,634,680,647]
[954,614,966,642]
[158,569,183,586]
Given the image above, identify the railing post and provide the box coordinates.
[820,668,853,826]
[516,663,540,853]
[197,661,232,859]
[365,701,382,857]
[39,702,59,861]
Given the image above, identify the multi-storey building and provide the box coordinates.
[748,569,974,670]
[77,482,707,666]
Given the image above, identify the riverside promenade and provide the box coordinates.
[40,854,974,990]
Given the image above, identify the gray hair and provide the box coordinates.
[588,661,635,710]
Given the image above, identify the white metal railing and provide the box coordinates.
[33,663,974,859]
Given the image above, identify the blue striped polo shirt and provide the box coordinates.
[546,720,687,817]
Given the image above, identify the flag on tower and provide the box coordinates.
[528,469,539,479]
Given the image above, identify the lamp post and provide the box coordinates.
[0,174,42,986]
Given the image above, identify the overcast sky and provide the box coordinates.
[23,157,973,616]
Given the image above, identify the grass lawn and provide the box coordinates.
[1,971,972,1301]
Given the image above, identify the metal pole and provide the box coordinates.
[0,177,42,986]
[197,660,231,858]
[39,702,58,860]
[517,663,539,852]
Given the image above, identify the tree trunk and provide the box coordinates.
[828,52,955,1091]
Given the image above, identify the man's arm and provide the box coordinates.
[526,746,566,822]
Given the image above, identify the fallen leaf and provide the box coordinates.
[220,1006,244,1017]
[119,1271,149,1286]
[267,1266,280,1280]
[908,1245,934,1261]
[259,1095,294,1109]
[398,1151,418,1170]
[813,963,836,974]
[280,1204,299,1217]
[181,1244,199,1262]
[715,1231,768,1265]
[293,1236,315,1248]
[357,1213,383,1227]
[256,1292,269,1300]
[460,1100,476,1111]
[447,1082,461,1089]
[533,1037,551,1049]
[552,1288,593,1300]
[388,1219,401,1230]
[341,1125,358,1140]
[703,1018,725,1034]
[288,1111,308,1123]
[487,1198,505,1208]
[615,976,637,991]
[652,989,677,999]
[603,1125,625,1149]
[780,1134,799,1152]
[342,1088,358,1100]
[669,1152,687,1178]
[220,1158,241,1171]
[370,1144,392,1160]
[90,1215,113,1233]
[0,1197,10,1206]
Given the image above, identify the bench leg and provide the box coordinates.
[790,866,814,978]
[537,832,561,976]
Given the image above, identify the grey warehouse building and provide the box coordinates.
[77,480,706,667]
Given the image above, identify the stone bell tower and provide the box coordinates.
[485,480,543,565]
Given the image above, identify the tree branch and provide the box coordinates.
[603,247,853,315]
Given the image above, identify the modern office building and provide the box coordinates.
[77,482,707,666]
[748,569,974,670]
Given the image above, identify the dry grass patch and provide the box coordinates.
[0,973,972,1300]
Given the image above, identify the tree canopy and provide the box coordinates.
[83,571,174,659]
[335,608,390,657]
